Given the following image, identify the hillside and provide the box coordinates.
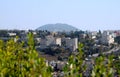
[36,23,78,32]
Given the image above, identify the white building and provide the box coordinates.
[65,38,78,51]
[8,32,16,36]
[101,31,115,44]
[55,38,61,46]
[40,36,61,48]
[89,31,98,39]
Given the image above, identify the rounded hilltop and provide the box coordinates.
[36,23,79,32]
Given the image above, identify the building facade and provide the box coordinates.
[65,38,78,51]
[101,31,115,44]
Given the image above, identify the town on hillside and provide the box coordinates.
[0,29,120,76]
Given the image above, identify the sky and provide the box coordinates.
[0,0,120,31]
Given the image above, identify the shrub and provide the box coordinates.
[0,32,52,77]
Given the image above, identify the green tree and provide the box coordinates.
[63,43,86,77]
[92,55,115,77]
[113,56,120,76]
[115,36,120,44]
[0,32,52,77]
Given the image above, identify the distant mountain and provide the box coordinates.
[36,23,78,32]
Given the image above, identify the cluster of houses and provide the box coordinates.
[35,30,120,53]
[0,30,28,42]
[87,30,120,45]
[37,35,78,51]
[1,30,120,52]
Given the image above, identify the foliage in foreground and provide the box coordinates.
[0,33,52,77]
[63,43,86,77]
[64,43,120,77]
[92,55,114,77]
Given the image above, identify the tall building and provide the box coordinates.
[65,38,78,51]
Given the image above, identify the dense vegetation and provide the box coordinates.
[63,44,120,77]
[0,33,52,77]
[115,36,120,44]
[0,32,120,77]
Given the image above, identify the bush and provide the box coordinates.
[0,32,52,77]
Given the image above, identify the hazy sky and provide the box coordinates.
[0,0,120,31]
